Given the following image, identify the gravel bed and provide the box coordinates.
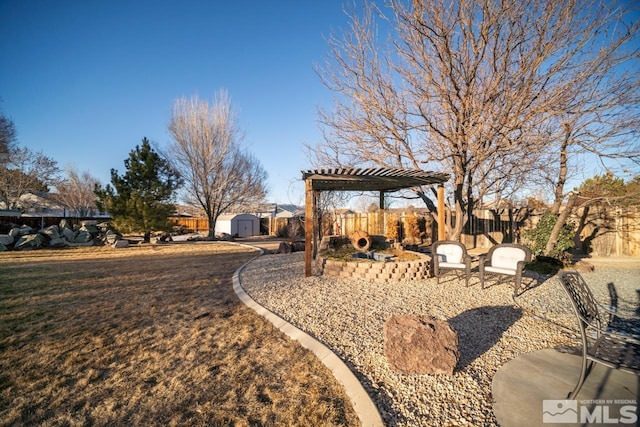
[239,253,640,426]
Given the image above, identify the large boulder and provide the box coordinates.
[74,231,93,243]
[47,237,67,248]
[0,234,14,246]
[277,241,292,254]
[62,227,77,242]
[15,233,46,250]
[383,314,459,375]
[112,239,129,249]
[80,224,99,234]
[9,227,24,238]
[41,225,60,240]
[103,229,121,245]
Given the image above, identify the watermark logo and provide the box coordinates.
[543,400,578,423]
[543,399,638,424]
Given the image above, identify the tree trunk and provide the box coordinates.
[575,205,590,254]
[143,231,151,243]
[551,125,570,215]
[207,214,217,239]
[544,192,578,256]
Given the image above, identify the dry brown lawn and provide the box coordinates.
[0,243,359,426]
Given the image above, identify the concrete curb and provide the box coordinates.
[231,244,384,427]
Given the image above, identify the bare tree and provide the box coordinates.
[0,145,60,210]
[167,91,268,238]
[312,0,639,239]
[1,109,17,167]
[54,166,101,217]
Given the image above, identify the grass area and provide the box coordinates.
[0,243,359,426]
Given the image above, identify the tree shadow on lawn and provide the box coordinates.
[449,305,523,371]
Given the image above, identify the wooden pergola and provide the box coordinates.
[301,167,450,276]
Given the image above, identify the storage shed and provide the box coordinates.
[215,214,260,237]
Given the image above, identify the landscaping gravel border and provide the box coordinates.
[238,253,639,426]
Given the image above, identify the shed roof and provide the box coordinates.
[217,213,259,221]
[301,167,449,192]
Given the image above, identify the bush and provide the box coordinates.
[523,212,575,258]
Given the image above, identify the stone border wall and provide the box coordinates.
[316,251,432,281]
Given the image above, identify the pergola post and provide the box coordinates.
[378,191,385,235]
[304,178,314,277]
[437,184,446,240]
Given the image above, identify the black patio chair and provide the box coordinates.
[431,240,472,286]
[557,270,640,399]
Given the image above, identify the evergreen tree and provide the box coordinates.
[95,138,181,242]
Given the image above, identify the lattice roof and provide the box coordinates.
[301,167,449,192]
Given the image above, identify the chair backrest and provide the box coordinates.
[490,246,528,270]
[436,243,464,263]
[557,270,602,330]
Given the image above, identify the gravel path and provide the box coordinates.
[239,253,640,426]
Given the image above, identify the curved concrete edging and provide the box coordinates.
[231,244,384,427]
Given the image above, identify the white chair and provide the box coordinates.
[431,240,472,286]
[478,243,532,296]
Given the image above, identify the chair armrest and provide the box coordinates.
[580,314,640,343]
[463,254,472,267]
[598,303,640,320]
[478,255,489,269]
[516,260,527,272]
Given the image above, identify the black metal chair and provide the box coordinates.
[478,243,532,296]
[557,270,640,399]
[431,240,472,286]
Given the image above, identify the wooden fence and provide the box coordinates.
[169,217,211,233]
[320,206,640,257]
[18,205,627,257]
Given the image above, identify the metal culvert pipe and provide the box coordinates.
[351,230,372,252]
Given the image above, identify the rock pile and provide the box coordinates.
[0,219,122,251]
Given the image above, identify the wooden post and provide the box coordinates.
[437,184,446,241]
[379,191,385,235]
[305,178,314,277]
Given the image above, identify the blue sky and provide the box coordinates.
[1,1,349,205]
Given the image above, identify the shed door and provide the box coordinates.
[237,220,253,237]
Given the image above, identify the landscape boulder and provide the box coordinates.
[48,237,67,247]
[383,314,459,375]
[277,242,292,254]
[0,234,14,246]
[15,233,46,250]
[41,225,61,240]
[80,224,99,234]
[74,231,93,243]
[112,239,130,248]
[62,227,77,242]
[103,229,120,245]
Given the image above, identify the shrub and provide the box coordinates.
[523,212,575,258]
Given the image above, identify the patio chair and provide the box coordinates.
[431,240,472,286]
[478,243,532,296]
[557,271,639,399]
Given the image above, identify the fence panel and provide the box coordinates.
[323,207,640,257]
